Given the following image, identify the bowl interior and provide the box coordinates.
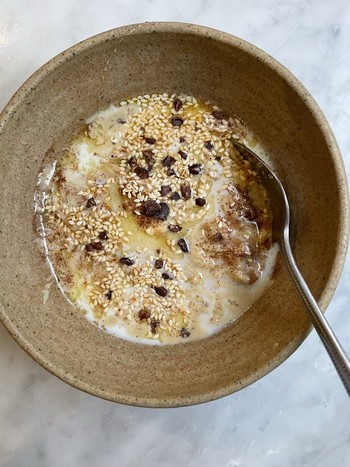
[0,23,348,407]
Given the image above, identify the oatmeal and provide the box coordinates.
[39,93,277,344]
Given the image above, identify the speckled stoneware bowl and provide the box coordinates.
[0,23,348,407]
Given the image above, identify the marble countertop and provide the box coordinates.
[1,1,349,466]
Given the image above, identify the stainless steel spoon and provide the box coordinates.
[232,140,350,396]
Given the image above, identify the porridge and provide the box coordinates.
[38,93,277,344]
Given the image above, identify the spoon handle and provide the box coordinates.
[281,236,350,397]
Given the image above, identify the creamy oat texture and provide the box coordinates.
[41,94,277,344]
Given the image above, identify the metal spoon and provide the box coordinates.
[232,140,350,396]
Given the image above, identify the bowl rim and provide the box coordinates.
[0,21,349,407]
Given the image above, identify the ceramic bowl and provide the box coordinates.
[0,23,348,407]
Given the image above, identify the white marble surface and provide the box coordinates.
[1,1,350,466]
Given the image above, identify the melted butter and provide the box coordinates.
[108,184,178,257]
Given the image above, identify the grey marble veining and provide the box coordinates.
[0,0,349,466]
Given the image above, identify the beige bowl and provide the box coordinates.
[0,23,348,407]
